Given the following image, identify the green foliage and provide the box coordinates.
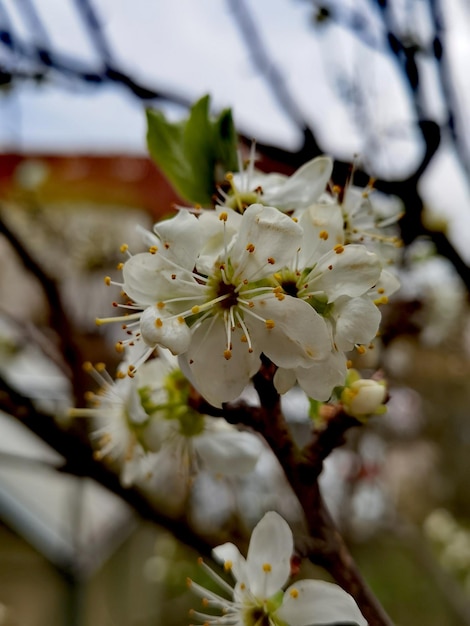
[146,95,238,205]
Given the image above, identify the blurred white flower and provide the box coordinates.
[218,147,333,213]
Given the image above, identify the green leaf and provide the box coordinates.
[146,95,238,205]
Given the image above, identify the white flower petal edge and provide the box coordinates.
[245,511,293,598]
[277,579,368,626]
[194,428,262,476]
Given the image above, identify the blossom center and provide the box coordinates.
[216,279,239,309]
[244,606,273,626]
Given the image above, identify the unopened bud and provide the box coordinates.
[341,370,387,419]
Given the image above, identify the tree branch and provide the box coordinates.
[0,374,216,558]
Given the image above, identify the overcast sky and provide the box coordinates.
[1,0,470,260]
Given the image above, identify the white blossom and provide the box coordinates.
[188,511,367,626]
[108,204,331,406]
[68,362,159,487]
[218,147,333,213]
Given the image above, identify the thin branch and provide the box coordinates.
[0,22,192,105]
[73,0,113,64]
[0,212,83,401]
[226,0,321,154]
[428,0,470,178]
[194,364,394,626]
[0,374,215,558]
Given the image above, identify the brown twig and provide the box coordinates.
[0,212,86,401]
[0,374,216,557]
[201,363,394,626]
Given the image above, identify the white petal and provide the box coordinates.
[125,383,151,426]
[230,204,302,279]
[212,542,247,585]
[122,252,164,305]
[180,318,260,408]
[195,428,262,475]
[273,367,297,394]
[153,210,201,269]
[369,269,400,300]
[333,296,381,351]
[308,245,381,301]
[294,350,347,401]
[277,580,368,626]
[246,511,293,599]
[298,202,344,267]
[265,156,333,209]
[140,306,192,354]
[248,296,331,368]
[196,207,242,275]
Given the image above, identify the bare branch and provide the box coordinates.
[0,374,215,557]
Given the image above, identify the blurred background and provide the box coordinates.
[1,0,470,624]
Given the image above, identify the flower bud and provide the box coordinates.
[341,371,387,419]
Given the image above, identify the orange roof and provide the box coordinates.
[0,153,183,218]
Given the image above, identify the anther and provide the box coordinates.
[224,349,232,360]
[104,276,111,286]
[265,320,275,330]
[246,243,255,253]
[149,246,158,254]
[267,257,275,264]
[155,318,163,328]
[374,296,388,305]
[290,588,299,598]
[219,212,228,222]
[319,230,329,240]
[120,243,128,253]
[334,244,345,254]
[262,563,272,572]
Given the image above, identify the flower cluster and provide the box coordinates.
[98,154,399,408]
[188,510,367,626]
[69,133,397,625]
[69,353,262,486]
